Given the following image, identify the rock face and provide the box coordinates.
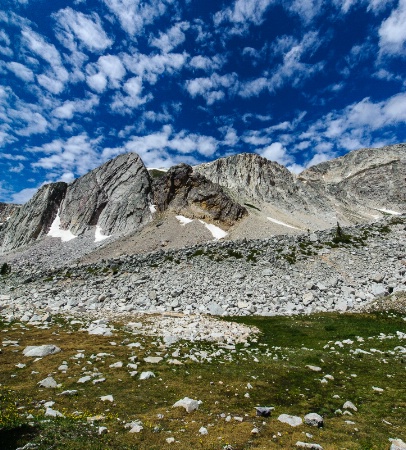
[1,183,67,252]
[0,202,20,226]
[194,153,332,216]
[59,153,152,236]
[153,163,247,226]
[299,143,406,214]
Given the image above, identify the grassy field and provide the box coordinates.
[0,309,405,449]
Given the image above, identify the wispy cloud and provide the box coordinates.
[53,7,113,53]
[102,0,174,36]
[149,22,189,53]
[214,0,274,35]
[378,0,406,56]
[186,72,239,105]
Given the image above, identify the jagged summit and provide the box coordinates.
[0,144,405,257]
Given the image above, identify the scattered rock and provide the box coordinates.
[278,414,303,427]
[173,397,200,413]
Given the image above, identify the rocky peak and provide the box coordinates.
[59,152,152,236]
[153,163,247,226]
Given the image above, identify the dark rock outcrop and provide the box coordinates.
[59,152,152,236]
[153,163,247,226]
[1,183,67,252]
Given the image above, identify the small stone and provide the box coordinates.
[139,371,155,380]
[143,356,163,364]
[343,401,357,411]
[98,427,108,435]
[173,397,199,413]
[199,426,208,435]
[306,365,322,372]
[255,407,274,417]
[38,377,58,388]
[390,438,406,450]
[100,395,114,402]
[295,441,323,449]
[166,437,175,443]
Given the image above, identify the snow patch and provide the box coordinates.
[267,217,300,229]
[149,204,157,213]
[95,225,111,243]
[376,208,401,215]
[176,215,193,226]
[48,211,76,242]
[199,220,228,240]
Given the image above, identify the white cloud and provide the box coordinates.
[0,152,27,161]
[287,0,325,23]
[6,61,34,82]
[52,94,99,119]
[102,0,172,36]
[239,32,324,97]
[297,91,406,153]
[379,0,406,56]
[11,187,38,204]
[9,162,24,173]
[122,52,187,85]
[22,28,69,93]
[86,72,107,92]
[150,22,189,53]
[214,0,274,35]
[53,8,113,53]
[111,76,152,114]
[258,142,294,165]
[186,72,239,105]
[31,133,103,176]
[86,54,126,91]
[189,54,226,72]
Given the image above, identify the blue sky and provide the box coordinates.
[1,0,405,203]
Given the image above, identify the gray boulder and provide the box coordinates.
[304,413,324,427]
[23,344,61,357]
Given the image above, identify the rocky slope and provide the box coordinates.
[0,202,19,227]
[0,215,404,320]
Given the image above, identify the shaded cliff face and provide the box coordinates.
[299,143,406,213]
[153,163,247,226]
[59,152,152,236]
[1,183,67,252]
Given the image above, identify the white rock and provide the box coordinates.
[109,361,123,368]
[98,427,108,435]
[144,356,163,364]
[390,438,406,450]
[173,397,199,413]
[296,441,323,449]
[306,365,322,372]
[139,371,155,380]
[23,345,61,357]
[78,376,92,383]
[166,437,175,443]
[45,407,64,418]
[100,395,114,402]
[343,401,358,411]
[278,414,303,427]
[38,377,58,388]
[199,426,208,435]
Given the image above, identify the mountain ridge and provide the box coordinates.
[0,143,405,256]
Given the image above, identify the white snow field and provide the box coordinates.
[48,211,76,242]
